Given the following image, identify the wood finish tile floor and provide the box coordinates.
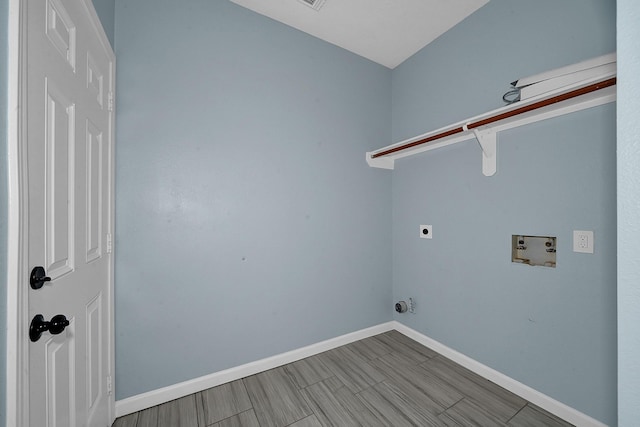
[113,331,574,427]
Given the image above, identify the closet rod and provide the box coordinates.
[371,77,617,159]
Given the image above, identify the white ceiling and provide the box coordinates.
[229,0,489,69]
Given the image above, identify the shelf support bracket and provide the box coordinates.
[472,128,497,176]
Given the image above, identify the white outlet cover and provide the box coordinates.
[573,230,594,253]
[420,225,432,239]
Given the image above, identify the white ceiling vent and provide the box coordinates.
[298,0,326,12]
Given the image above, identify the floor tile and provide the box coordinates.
[288,414,324,427]
[444,398,508,426]
[201,380,253,424]
[356,381,444,426]
[370,351,460,411]
[284,354,334,389]
[211,409,261,427]
[157,394,202,427]
[195,392,206,426]
[386,330,439,358]
[244,367,312,427]
[438,413,463,426]
[301,379,362,426]
[112,412,138,427]
[137,406,159,427]
[375,331,436,363]
[507,404,575,427]
[317,346,386,393]
[321,376,345,393]
[421,356,525,422]
[430,355,521,401]
[332,384,386,426]
[342,335,394,361]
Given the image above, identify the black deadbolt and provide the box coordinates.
[29,314,70,342]
[30,266,51,290]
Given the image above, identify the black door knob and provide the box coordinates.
[30,266,51,290]
[29,314,70,342]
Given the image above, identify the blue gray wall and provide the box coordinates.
[113,0,392,399]
[0,1,8,425]
[91,0,115,47]
[618,0,640,424]
[390,1,616,425]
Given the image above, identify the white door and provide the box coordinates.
[25,0,115,425]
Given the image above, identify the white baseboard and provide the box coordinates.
[392,321,607,427]
[115,322,396,418]
[116,320,606,427]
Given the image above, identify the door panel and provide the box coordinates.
[46,0,76,71]
[45,324,76,427]
[85,120,103,263]
[85,292,103,422]
[45,79,75,278]
[86,53,104,108]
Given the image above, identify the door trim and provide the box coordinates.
[5,1,116,425]
[7,1,29,424]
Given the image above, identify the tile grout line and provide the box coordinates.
[240,377,259,426]
[441,396,465,414]
[196,392,205,427]
[505,403,529,425]
[209,408,255,427]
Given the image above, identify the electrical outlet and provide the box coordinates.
[573,230,594,254]
[420,225,432,239]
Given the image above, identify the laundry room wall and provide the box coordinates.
[113,0,392,399]
[390,0,616,424]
